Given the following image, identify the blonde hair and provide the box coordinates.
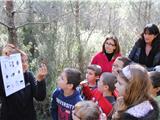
[123,64,151,106]
[113,64,152,119]
[74,101,100,120]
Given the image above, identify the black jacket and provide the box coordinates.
[0,70,46,120]
[129,34,160,71]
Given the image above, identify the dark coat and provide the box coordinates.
[0,70,46,120]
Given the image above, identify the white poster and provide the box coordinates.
[0,53,25,96]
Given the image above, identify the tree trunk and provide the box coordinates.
[5,0,17,46]
[75,0,84,73]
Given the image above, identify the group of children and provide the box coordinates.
[50,65,115,120]
[0,44,160,120]
[50,56,160,120]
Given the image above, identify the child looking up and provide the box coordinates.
[51,68,83,120]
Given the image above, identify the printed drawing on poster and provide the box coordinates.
[0,53,25,96]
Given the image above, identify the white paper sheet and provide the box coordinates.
[0,53,25,96]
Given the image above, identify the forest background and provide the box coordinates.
[0,0,160,119]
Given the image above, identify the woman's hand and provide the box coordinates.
[36,63,48,81]
[2,44,15,56]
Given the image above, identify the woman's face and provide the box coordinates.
[104,39,116,54]
[144,33,156,45]
[115,75,128,96]
[21,55,29,72]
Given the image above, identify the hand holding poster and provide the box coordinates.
[0,53,25,96]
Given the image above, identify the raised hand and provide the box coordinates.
[80,80,88,87]
[2,44,15,56]
[36,63,48,81]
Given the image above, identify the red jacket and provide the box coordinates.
[91,52,121,73]
[82,85,113,116]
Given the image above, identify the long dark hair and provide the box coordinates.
[143,23,160,35]
[139,23,160,45]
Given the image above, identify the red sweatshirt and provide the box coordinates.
[82,85,113,116]
[91,52,121,73]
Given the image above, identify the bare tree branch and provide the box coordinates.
[15,22,49,29]
[14,0,25,13]
[86,2,106,43]
[0,21,13,28]
[69,1,76,16]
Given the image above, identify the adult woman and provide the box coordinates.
[0,44,48,120]
[112,64,159,120]
[129,23,160,71]
[91,34,121,73]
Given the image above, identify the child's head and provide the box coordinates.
[86,64,102,83]
[112,56,132,76]
[57,68,81,90]
[149,71,160,97]
[115,64,151,106]
[98,72,117,94]
[72,101,100,120]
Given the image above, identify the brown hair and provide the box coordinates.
[116,56,132,68]
[87,64,102,76]
[114,64,152,119]
[102,34,120,55]
[101,72,117,92]
[123,64,151,106]
[64,68,82,90]
[149,71,160,88]
[2,44,27,57]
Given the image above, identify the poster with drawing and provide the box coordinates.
[0,53,25,96]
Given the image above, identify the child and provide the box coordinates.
[149,71,160,101]
[86,64,102,90]
[149,71,160,120]
[112,56,132,77]
[72,101,102,120]
[149,71,160,97]
[112,64,159,120]
[50,68,83,120]
[81,72,117,117]
[97,72,117,105]
[80,64,101,100]
[0,44,48,120]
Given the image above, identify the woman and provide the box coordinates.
[112,64,159,120]
[0,44,48,120]
[129,23,160,71]
[91,34,121,73]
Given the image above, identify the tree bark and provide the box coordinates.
[5,0,17,46]
[75,0,84,73]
